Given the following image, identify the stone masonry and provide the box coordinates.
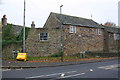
[26,28,61,56]
[25,12,120,56]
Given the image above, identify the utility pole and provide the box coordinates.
[60,5,64,62]
[23,0,26,53]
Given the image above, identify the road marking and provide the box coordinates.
[15,69,23,71]
[60,73,65,77]
[90,69,93,72]
[1,68,23,72]
[26,71,77,79]
[60,73,85,78]
[98,64,120,70]
[2,69,11,72]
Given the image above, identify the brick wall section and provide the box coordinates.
[26,28,61,56]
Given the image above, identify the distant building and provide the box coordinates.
[118,1,120,27]
[1,15,26,36]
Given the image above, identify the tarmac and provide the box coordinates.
[2,57,119,69]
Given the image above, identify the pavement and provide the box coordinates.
[2,57,119,69]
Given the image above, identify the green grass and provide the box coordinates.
[27,56,60,61]
[27,56,79,61]
[2,56,80,61]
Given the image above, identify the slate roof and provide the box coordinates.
[51,12,120,33]
[52,12,104,28]
[103,26,120,33]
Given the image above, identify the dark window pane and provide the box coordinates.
[40,32,48,41]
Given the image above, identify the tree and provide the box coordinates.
[104,22,116,27]
[2,24,15,40]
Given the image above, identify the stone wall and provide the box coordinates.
[2,43,22,58]
[108,33,120,52]
[43,13,61,29]
[63,25,104,55]
[26,25,120,57]
[26,28,61,57]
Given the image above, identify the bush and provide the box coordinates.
[2,24,15,40]
[2,40,22,47]
[16,27,30,41]
[2,24,30,47]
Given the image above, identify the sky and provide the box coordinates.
[0,0,120,28]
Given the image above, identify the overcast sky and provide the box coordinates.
[0,0,120,28]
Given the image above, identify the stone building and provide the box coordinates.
[1,15,23,36]
[26,12,120,57]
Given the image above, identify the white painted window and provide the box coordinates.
[69,26,76,33]
[40,32,48,41]
[114,33,120,40]
[96,29,101,35]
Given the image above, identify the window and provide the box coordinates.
[69,26,76,33]
[96,29,101,35]
[40,32,48,41]
[114,33,120,40]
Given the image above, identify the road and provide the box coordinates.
[2,59,120,80]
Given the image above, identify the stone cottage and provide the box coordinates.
[26,12,120,57]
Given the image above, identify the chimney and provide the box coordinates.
[31,21,35,28]
[1,15,7,26]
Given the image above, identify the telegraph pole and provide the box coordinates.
[60,5,64,62]
[23,0,26,53]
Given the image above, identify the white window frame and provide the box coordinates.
[96,29,101,35]
[40,32,48,41]
[114,33,120,40]
[69,26,76,33]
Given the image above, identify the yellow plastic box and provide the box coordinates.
[16,53,27,61]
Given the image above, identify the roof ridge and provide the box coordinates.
[50,12,104,28]
[51,12,91,21]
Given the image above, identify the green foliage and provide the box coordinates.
[16,27,30,41]
[2,40,22,47]
[111,26,119,28]
[2,24,15,40]
[2,24,30,47]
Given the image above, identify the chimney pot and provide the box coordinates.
[2,14,7,26]
[31,21,35,28]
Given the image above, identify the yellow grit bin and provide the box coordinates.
[16,53,27,61]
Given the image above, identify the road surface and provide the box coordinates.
[2,59,120,80]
